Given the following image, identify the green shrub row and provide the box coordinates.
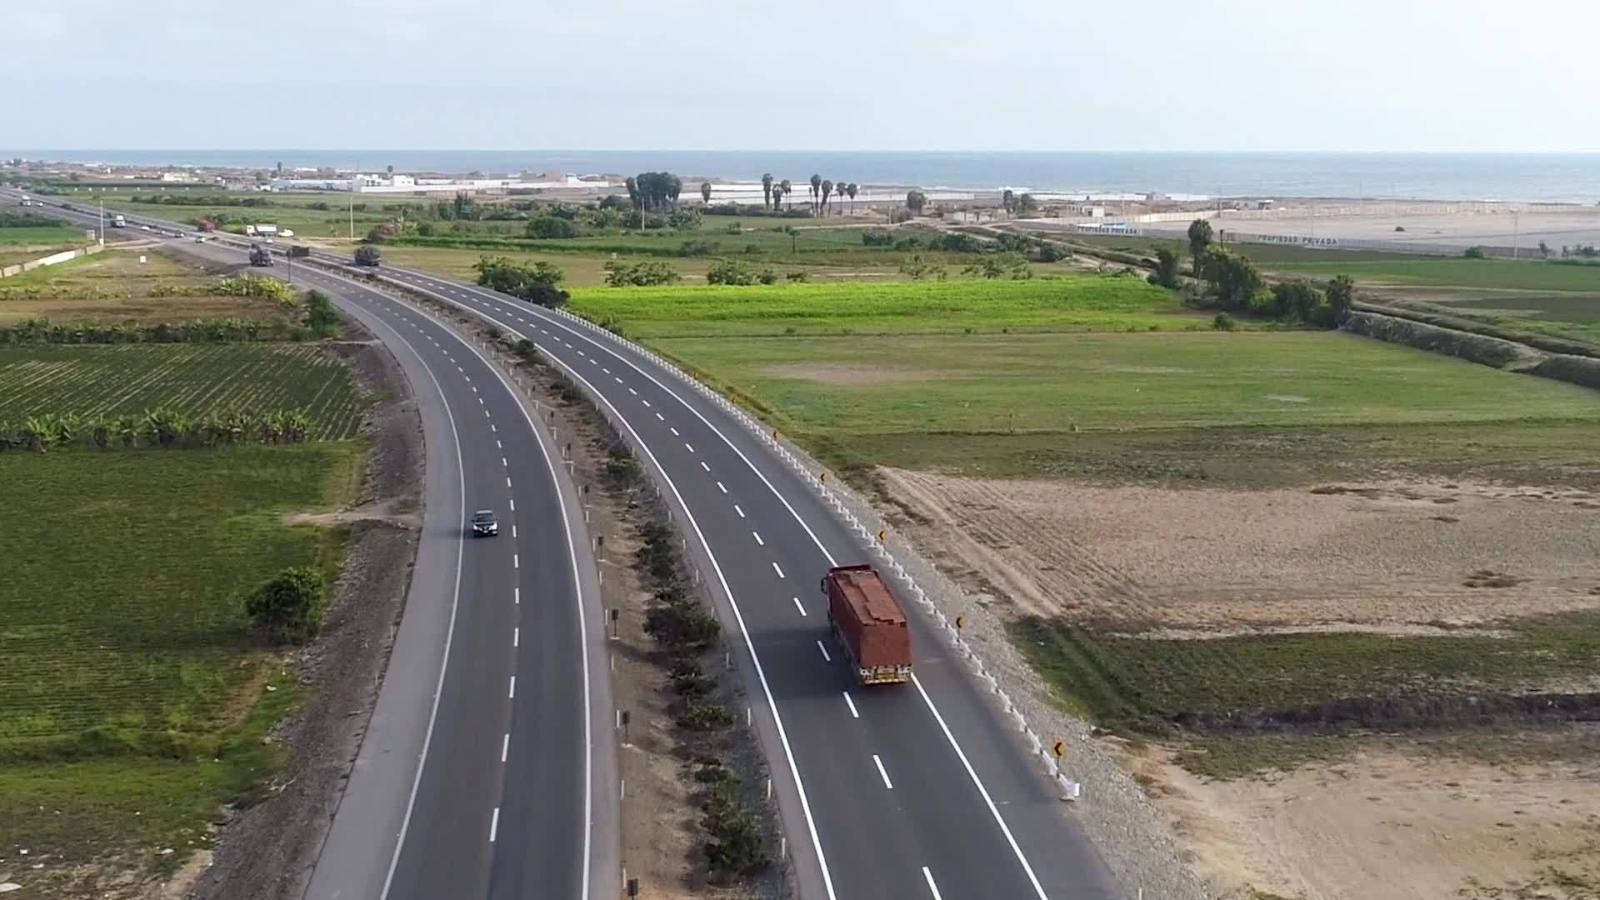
[0,408,317,452]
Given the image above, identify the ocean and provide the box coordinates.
[10,150,1600,204]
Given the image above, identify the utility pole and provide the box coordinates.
[98,197,105,245]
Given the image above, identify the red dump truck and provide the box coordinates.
[822,564,912,685]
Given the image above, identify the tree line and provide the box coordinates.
[1166,219,1355,328]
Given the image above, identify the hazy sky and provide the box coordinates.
[6,0,1597,152]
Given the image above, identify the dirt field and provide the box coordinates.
[1130,739,1600,900]
[879,467,1600,636]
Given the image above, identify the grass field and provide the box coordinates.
[570,275,1196,337]
[1061,232,1437,264]
[1270,257,1600,293]
[0,224,91,246]
[653,331,1600,468]
[0,249,297,326]
[0,344,369,439]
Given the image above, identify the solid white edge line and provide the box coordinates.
[912,673,1048,899]
[873,754,893,790]
[922,867,944,900]
[842,692,859,719]
[376,318,469,900]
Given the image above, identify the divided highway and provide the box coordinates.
[12,192,1120,899]
[0,191,618,900]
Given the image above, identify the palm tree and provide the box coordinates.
[771,186,784,212]
[906,190,927,217]
[761,173,774,210]
[809,174,822,213]
[846,183,859,215]
[821,179,834,215]
[1002,189,1015,217]
[700,181,713,205]
[780,179,793,211]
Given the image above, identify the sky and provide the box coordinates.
[5,0,1598,152]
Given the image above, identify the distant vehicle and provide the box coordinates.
[109,214,126,228]
[248,244,273,267]
[140,224,151,232]
[193,234,209,243]
[61,203,75,211]
[279,228,296,238]
[353,245,382,267]
[470,510,499,537]
[822,564,912,685]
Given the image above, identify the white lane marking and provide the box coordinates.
[366,312,469,900]
[641,399,651,408]
[478,396,485,405]
[752,531,764,546]
[508,675,516,699]
[501,456,508,467]
[700,461,710,472]
[490,423,497,433]
[716,481,727,494]
[464,375,472,383]
[472,385,479,393]
[506,476,513,488]
[514,587,520,605]
[655,412,664,421]
[602,367,610,374]
[577,350,585,357]
[508,498,515,511]
[873,754,894,790]
[514,626,519,648]
[470,327,841,900]
[496,439,503,449]
[685,442,695,453]
[489,807,500,843]
[501,733,509,763]
[923,867,944,900]
[842,692,859,719]
[437,285,1054,899]
[512,524,518,538]
[669,427,680,436]
[613,376,623,385]
[513,553,519,569]
[792,596,806,617]
[772,562,785,578]
[816,640,831,662]
[734,505,745,518]
[912,674,1048,897]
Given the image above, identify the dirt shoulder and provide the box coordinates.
[191,318,424,900]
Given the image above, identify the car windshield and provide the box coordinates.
[472,511,494,522]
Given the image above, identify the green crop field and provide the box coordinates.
[570,275,1201,337]
[0,444,359,864]
[0,344,369,439]
[0,224,90,246]
[1269,257,1600,293]
[654,330,1600,475]
[1062,232,1436,264]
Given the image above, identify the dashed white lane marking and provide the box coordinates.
[508,498,514,511]
[514,626,519,648]
[700,461,710,472]
[506,476,513,488]
[772,561,785,579]
[922,867,943,900]
[655,412,664,421]
[873,754,893,790]
[669,427,680,436]
[472,385,479,393]
[602,367,610,374]
[734,505,745,518]
[613,376,623,384]
[513,553,520,569]
[489,807,500,843]
[508,676,516,699]
[792,596,807,617]
[478,396,485,405]
[464,375,472,383]
[716,481,727,494]
[641,399,651,408]
[842,692,859,719]
[628,387,638,396]
[490,423,497,433]
[496,440,503,449]
[589,359,598,365]
[501,456,508,467]
[577,350,585,357]
[752,531,764,546]
[816,640,831,662]
[512,524,518,539]
[514,587,520,605]
[684,443,695,453]
[501,733,510,763]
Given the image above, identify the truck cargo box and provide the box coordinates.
[822,564,911,685]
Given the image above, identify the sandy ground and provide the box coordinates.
[1216,206,1600,250]
[879,468,1600,636]
[1129,740,1600,900]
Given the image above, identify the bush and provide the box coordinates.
[706,260,776,286]
[526,215,580,239]
[245,567,327,644]
[304,290,341,338]
[678,697,735,731]
[1463,245,1488,259]
[603,260,681,287]
[474,256,569,308]
[861,229,895,247]
[678,239,718,257]
[1212,312,1236,331]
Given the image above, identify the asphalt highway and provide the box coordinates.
[8,191,1119,899]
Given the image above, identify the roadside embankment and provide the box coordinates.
[1345,307,1600,391]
